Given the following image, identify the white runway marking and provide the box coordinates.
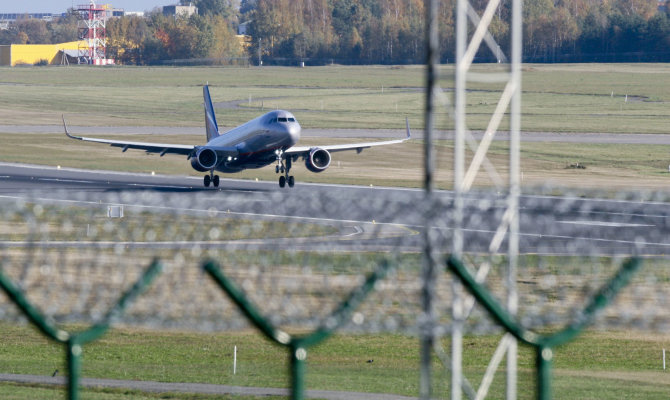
[37,178,98,184]
[343,226,364,237]
[557,220,655,228]
[0,194,416,245]
[127,183,192,189]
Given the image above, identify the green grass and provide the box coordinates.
[1,64,669,132]
[1,64,670,189]
[0,383,278,399]
[0,204,337,242]
[0,65,429,129]
[3,64,670,400]
[1,323,669,399]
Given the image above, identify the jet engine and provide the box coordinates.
[190,148,218,172]
[305,147,331,173]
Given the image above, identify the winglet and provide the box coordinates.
[405,117,412,140]
[62,115,81,140]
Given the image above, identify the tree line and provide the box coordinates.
[0,10,80,46]
[1,0,669,64]
[242,0,670,63]
[0,0,245,65]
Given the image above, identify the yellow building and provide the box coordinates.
[0,41,88,66]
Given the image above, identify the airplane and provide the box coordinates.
[63,84,411,188]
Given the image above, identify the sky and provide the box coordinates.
[0,1,179,14]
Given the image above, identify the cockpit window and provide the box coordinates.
[270,116,296,124]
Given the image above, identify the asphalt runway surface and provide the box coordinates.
[0,374,416,400]
[1,161,669,256]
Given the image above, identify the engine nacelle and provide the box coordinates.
[305,147,331,173]
[190,148,218,172]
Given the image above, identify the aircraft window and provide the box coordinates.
[288,118,296,122]
[278,117,288,122]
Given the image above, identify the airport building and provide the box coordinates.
[0,41,88,66]
[0,12,66,30]
[1,1,136,66]
[163,4,198,17]
[0,12,65,24]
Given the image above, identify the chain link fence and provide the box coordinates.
[0,188,668,398]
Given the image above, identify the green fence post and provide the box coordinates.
[536,346,553,400]
[290,342,307,400]
[204,258,392,400]
[446,255,641,400]
[66,338,83,400]
[0,259,163,399]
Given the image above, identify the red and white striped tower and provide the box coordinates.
[76,1,109,65]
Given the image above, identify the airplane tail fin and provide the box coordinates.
[203,85,220,141]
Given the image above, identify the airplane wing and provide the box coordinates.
[63,116,195,157]
[285,118,412,156]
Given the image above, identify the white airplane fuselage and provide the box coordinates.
[197,110,301,173]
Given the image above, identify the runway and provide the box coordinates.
[1,162,669,256]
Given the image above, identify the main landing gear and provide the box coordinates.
[203,170,220,187]
[276,155,295,188]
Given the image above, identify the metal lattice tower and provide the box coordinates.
[452,0,522,397]
[422,0,522,397]
[76,1,108,65]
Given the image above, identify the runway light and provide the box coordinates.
[57,165,61,169]
[255,178,258,181]
[151,171,155,176]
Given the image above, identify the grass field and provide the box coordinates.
[0,64,669,132]
[0,207,336,243]
[0,323,669,399]
[1,64,670,189]
[0,250,668,399]
[2,64,670,399]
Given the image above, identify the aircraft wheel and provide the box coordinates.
[275,165,280,173]
[213,175,220,187]
[288,176,295,188]
[204,175,211,187]
[279,175,286,188]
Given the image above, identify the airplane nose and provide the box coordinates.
[288,123,301,144]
